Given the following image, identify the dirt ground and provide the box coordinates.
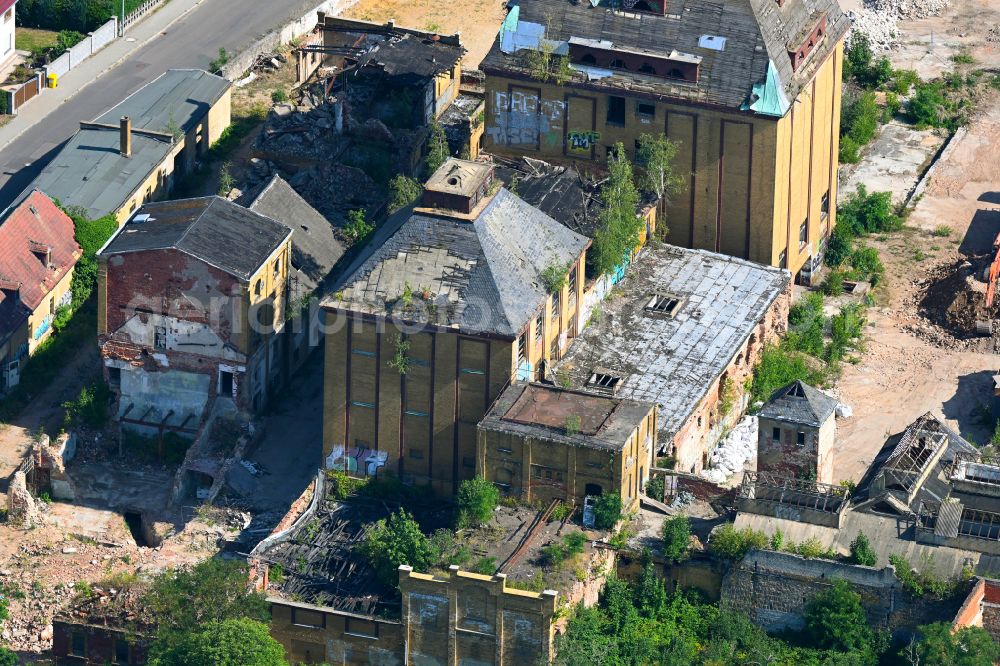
[832,97,1000,485]
[343,0,505,67]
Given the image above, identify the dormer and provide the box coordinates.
[0,278,20,302]
[787,12,828,72]
[29,240,52,268]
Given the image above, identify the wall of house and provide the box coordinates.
[770,42,843,280]
[665,281,791,473]
[0,318,28,391]
[323,317,514,494]
[432,63,462,121]
[721,549,961,639]
[757,415,836,484]
[399,565,558,666]
[483,42,842,279]
[113,145,183,225]
[25,265,74,355]
[52,619,149,665]
[517,254,586,383]
[268,599,404,665]
[477,409,656,511]
[0,2,15,70]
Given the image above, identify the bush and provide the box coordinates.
[907,82,947,127]
[787,292,826,357]
[843,35,873,84]
[708,524,768,560]
[839,135,861,164]
[149,617,286,666]
[356,508,434,587]
[826,225,854,267]
[343,209,374,244]
[456,477,500,528]
[828,304,865,361]
[542,531,588,567]
[645,475,664,502]
[472,556,497,575]
[16,0,148,32]
[270,89,288,104]
[749,343,827,406]
[803,580,874,654]
[661,516,691,563]
[849,532,878,566]
[838,185,900,237]
[889,555,959,598]
[892,69,920,94]
[840,90,880,154]
[388,175,422,212]
[62,381,110,429]
[883,91,901,121]
[592,493,622,530]
[849,246,885,284]
[822,269,846,296]
[425,121,450,176]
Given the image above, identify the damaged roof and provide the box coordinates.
[556,244,789,441]
[325,188,590,338]
[250,175,345,295]
[96,69,231,134]
[324,18,465,82]
[481,0,849,114]
[479,382,655,451]
[100,197,291,281]
[0,191,81,339]
[495,158,605,237]
[759,380,838,428]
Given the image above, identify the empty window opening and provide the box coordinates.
[772,427,781,443]
[796,432,806,447]
[638,62,656,74]
[636,101,655,117]
[580,53,597,65]
[588,371,622,394]
[645,293,682,316]
[220,370,234,396]
[607,96,626,125]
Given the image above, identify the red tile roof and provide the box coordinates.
[0,191,80,332]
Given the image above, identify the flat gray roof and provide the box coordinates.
[556,245,789,441]
[96,69,231,134]
[27,128,172,221]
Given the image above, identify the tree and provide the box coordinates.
[149,618,287,666]
[456,477,500,528]
[357,508,434,586]
[849,533,877,567]
[635,133,682,203]
[343,209,374,244]
[590,144,642,277]
[660,515,691,563]
[0,648,15,666]
[803,579,873,654]
[146,559,269,641]
[389,175,423,212]
[592,493,622,530]
[61,205,119,307]
[903,622,1000,666]
[632,562,668,618]
[425,121,450,176]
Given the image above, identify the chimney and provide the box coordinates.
[120,116,132,158]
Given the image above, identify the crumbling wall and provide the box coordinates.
[7,471,39,528]
[721,549,960,638]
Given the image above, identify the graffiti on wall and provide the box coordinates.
[567,130,600,151]
[486,91,565,148]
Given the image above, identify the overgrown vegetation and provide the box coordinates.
[356,508,435,587]
[388,175,422,212]
[62,380,110,429]
[660,515,690,563]
[455,477,500,528]
[16,0,150,31]
[888,554,962,599]
[635,133,682,205]
[849,532,878,567]
[542,531,588,568]
[592,493,623,531]
[522,43,573,85]
[708,525,768,560]
[343,209,374,244]
[590,143,643,278]
[425,121,450,176]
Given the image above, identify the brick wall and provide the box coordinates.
[52,618,150,664]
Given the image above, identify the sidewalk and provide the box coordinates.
[0,0,204,150]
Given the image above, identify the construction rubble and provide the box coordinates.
[848,0,950,51]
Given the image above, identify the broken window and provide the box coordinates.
[772,427,781,443]
[645,293,682,316]
[580,53,597,65]
[292,608,325,628]
[535,312,544,342]
[610,58,626,69]
[588,371,622,394]
[636,101,655,118]
[797,432,806,447]
[220,370,234,396]
[638,62,656,75]
[821,190,830,218]
[345,618,378,638]
[568,266,578,306]
[551,288,560,320]
[254,280,262,296]
[607,96,626,126]
[516,333,527,367]
[154,326,166,350]
[778,249,788,269]
[799,219,808,248]
[108,366,122,387]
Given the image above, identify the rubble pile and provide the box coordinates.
[848,0,950,51]
[701,415,757,485]
[285,163,385,229]
[255,100,350,164]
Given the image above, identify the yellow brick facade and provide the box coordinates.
[484,42,843,279]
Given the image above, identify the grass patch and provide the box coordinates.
[15,27,58,52]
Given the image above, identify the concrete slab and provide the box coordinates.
[66,461,174,513]
[839,121,946,206]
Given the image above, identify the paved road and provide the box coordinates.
[0,0,323,210]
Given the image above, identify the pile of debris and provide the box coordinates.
[701,415,757,485]
[255,100,350,164]
[918,259,996,340]
[848,0,950,51]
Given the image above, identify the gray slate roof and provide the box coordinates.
[26,129,172,222]
[326,188,590,338]
[96,69,230,134]
[481,0,849,113]
[250,175,344,295]
[100,197,291,281]
[759,380,838,427]
[556,244,789,440]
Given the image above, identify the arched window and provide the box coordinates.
[610,58,626,69]
[667,68,685,80]
[638,62,656,74]
[254,280,262,296]
[580,53,597,65]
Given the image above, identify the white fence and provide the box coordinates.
[122,0,161,32]
[220,0,359,80]
[44,18,118,82]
